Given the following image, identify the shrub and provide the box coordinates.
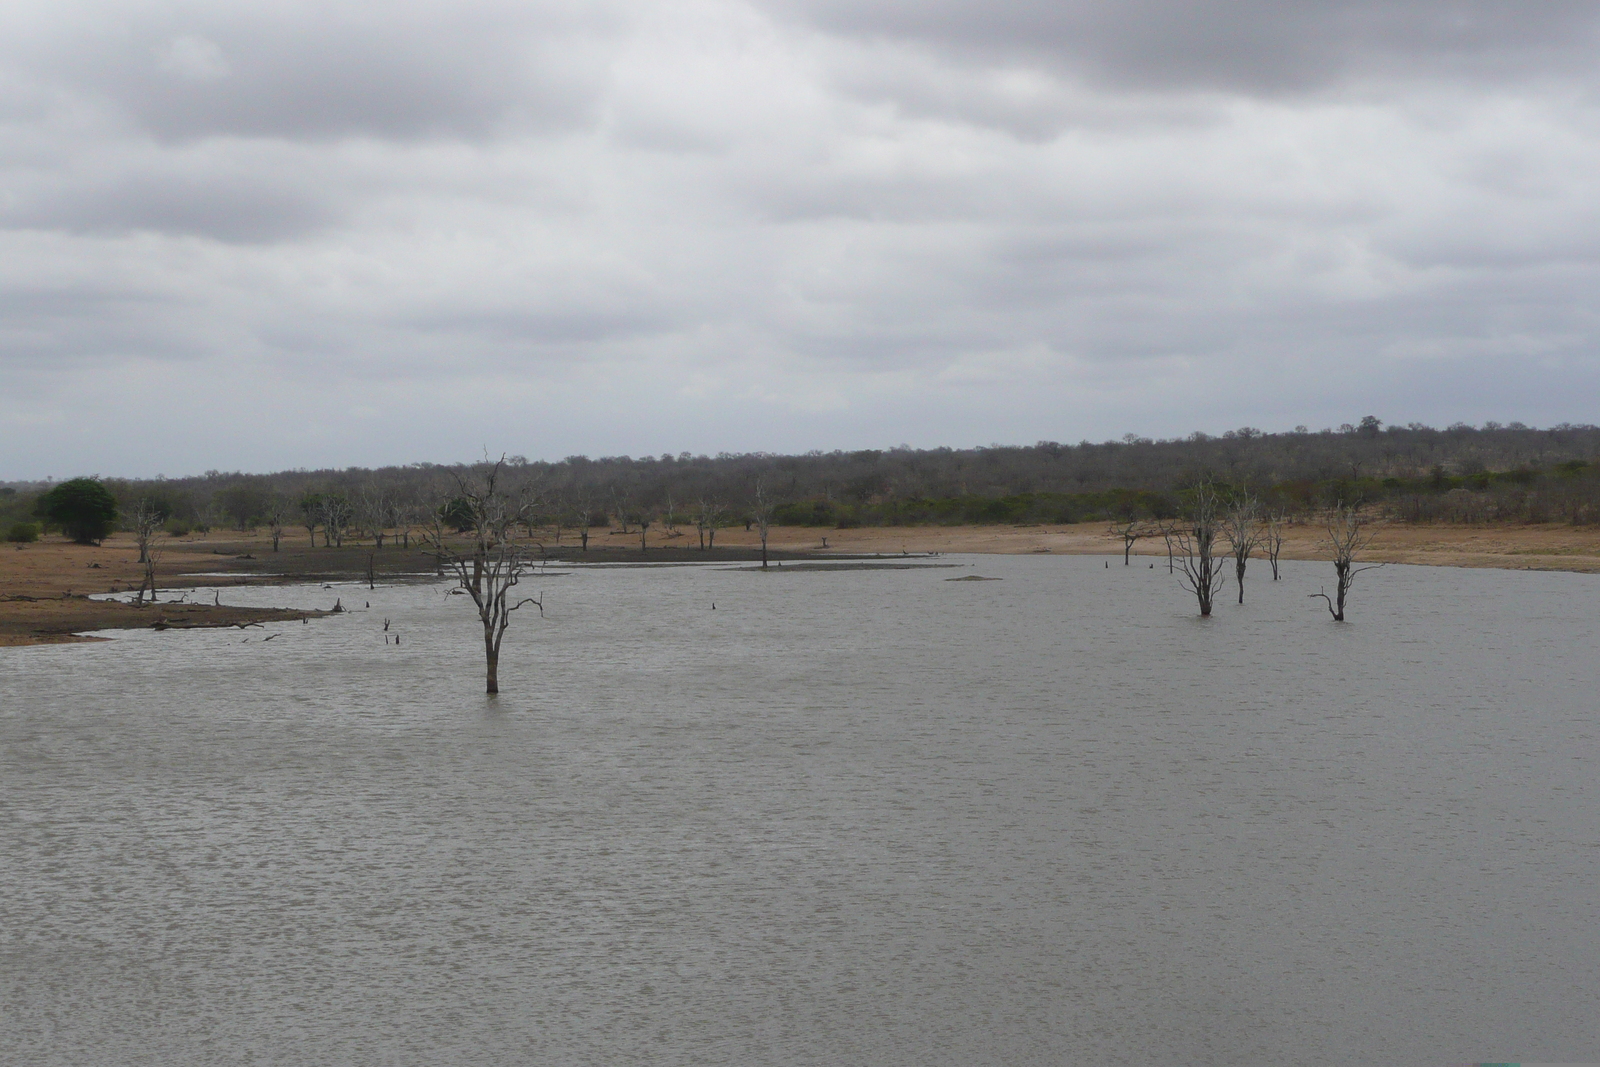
[6,521,39,543]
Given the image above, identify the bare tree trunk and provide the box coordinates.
[138,547,159,604]
[580,527,589,551]
[1194,528,1218,616]
[484,627,499,694]
[754,480,773,569]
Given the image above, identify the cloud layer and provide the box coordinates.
[3,0,1598,477]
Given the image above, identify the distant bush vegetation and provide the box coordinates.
[4,420,1599,536]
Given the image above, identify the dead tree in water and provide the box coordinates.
[1310,503,1380,622]
[421,458,544,694]
[752,480,775,569]
[1164,482,1227,616]
[1110,519,1151,565]
[1222,495,1263,604]
[1264,509,1287,579]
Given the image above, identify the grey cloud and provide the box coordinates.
[7,1,619,143]
[4,0,1600,478]
[406,308,677,346]
[824,51,1220,140]
[771,0,1600,94]
[6,169,338,242]
[0,282,208,368]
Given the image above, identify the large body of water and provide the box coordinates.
[3,554,1598,1065]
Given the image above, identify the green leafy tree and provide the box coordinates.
[440,496,476,533]
[36,477,119,544]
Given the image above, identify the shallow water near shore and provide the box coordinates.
[3,554,1599,1065]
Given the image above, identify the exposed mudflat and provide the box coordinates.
[4,518,1597,644]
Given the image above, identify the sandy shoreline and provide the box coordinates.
[4,520,1598,645]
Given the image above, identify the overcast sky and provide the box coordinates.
[4,0,1599,479]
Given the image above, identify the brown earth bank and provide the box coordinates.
[0,535,345,647]
[5,519,1598,645]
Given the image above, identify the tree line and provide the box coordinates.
[6,418,1600,548]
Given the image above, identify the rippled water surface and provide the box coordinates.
[3,555,1599,1065]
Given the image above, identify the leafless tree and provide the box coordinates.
[577,499,595,551]
[696,498,728,550]
[1164,482,1227,616]
[1222,494,1263,604]
[543,491,567,544]
[752,479,775,569]
[196,499,222,538]
[265,497,288,552]
[128,498,163,564]
[420,457,543,694]
[318,494,351,547]
[299,494,320,547]
[355,484,389,548]
[1264,509,1287,580]
[128,499,165,604]
[1309,503,1381,622]
[389,499,416,549]
[1110,519,1151,565]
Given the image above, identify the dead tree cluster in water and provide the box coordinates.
[1161,482,1380,620]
